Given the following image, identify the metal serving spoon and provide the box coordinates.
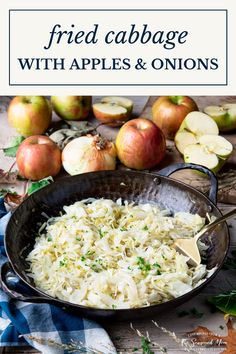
[174,208,236,267]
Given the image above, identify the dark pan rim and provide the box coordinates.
[4,170,230,313]
[5,169,221,215]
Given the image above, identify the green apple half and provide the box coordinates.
[175,111,219,154]
[204,104,236,132]
[184,135,233,173]
[93,96,133,126]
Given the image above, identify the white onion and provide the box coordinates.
[62,134,117,175]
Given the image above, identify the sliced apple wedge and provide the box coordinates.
[93,103,128,125]
[175,111,219,154]
[199,135,233,158]
[93,96,133,126]
[184,144,218,171]
[204,104,236,132]
[101,96,133,116]
[175,131,198,155]
[184,135,233,173]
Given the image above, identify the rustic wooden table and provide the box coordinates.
[1,96,236,354]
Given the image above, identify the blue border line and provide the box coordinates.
[9,9,228,87]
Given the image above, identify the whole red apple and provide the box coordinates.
[152,96,198,139]
[116,118,166,170]
[16,135,62,181]
[51,96,92,120]
[8,96,52,137]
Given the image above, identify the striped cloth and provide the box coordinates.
[0,198,116,354]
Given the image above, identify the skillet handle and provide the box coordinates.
[158,163,218,204]
[0,262,54,304]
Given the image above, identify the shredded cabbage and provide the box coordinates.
[26,198,211,309]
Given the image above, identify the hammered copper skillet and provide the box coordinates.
[0,163,229,320]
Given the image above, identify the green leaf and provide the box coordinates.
[0,189,16,197]
[3,136,25,157]
[3,146,19,157]
[208,290,236,316]
[98,229,108,238]
[27,176,53,195]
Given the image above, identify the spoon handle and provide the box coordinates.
[195,208,236,241]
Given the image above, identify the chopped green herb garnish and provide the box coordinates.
[190,307,204,318]
[141,337,154,354]
[94,258,103,266]
[153,263,161,275]
[98,229,103,238]
[112,304,117,309]
[86,250,95,256]
[98,229,108,238]
[59,258,67,267]
[142,225,149,231]
[137,257,145,265]
[81,255,86,261]
[177,310,189,317]
[137,257,151,273]
[91,263,101,273]
[153,263,161,268]
[47,237,52,242]
[120,227,128,231]
[76,237,81,241]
